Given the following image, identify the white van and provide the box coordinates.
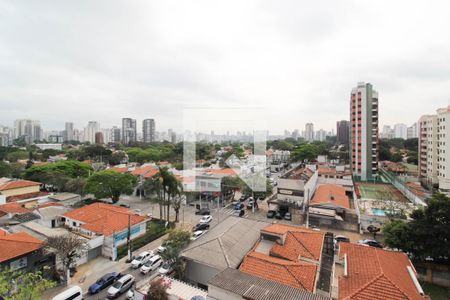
[52,285,83,300]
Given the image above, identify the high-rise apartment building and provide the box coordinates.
[111,126,121,144]
[84,121,99,144]
[64,122,74,141]
[305,123,314,143]
[350,82,379,181]
[95,132,104,144]
[419,105,450,192]
[0,125,12,146]
[315,129,326,142]
[14,119,41,144]
[336,120,350,145]
[122,118,137,145]
[143,119,155,143]
[394,123,408,139]
[407,122,418,139]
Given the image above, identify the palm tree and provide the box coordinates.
[170,180,183,222]
[143,177,164,221]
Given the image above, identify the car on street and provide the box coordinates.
[191,230,207,240]
[334,235,350,245]
[158,260,175,275]
[358,239,383,248]
[284,212,292,220]
[233,209,245,217]
[140,255,163,274]
[192,223,210,231]
[119,203,130,208]
[266,210,276,218]
[107,274,135,298]
[131,251,153,269]
[88,272,121,294]
[195,208,211,215]
[246,199,258,209]
[234,202,244,210]
[199,215,212,224]
[239,195,247,202]
[275,211,286,219]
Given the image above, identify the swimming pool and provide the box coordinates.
[372,208,386,216]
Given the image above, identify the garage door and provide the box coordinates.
[88,245,102,261]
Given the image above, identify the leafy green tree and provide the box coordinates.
[382,193,450,263]
[64,177,87,196]
[23,160,92,181]
[406,151,418,165]
[85,170,136,203]
[291,144,319,162]
[391,152,403,162]
[143,177,164,220]
[0,161,11,177]
[0,268,56,300]
[5,150,28,162]
[164,229,191,251]
[147,277,170,300]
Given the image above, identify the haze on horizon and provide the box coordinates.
[1,0,450,133]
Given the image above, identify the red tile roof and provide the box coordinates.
[271,231,324,262]
[339,243,428,300]
[318,167,337,175]
[310,184,350,209]
[6,191,49,203]
[131,165,158,176]
[240,251,318,292]
[0,180,41,191]
[205,168,238,176]
[37,202,63,209]
[0,203,31,214]
[63,203,145,236]
[0,232,44,263]
[143,168,160,179]
[109,166,129,173]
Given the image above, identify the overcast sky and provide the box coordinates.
[1,0,450,134]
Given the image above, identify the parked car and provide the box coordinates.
[266,210,276,218]
[358,239,383,248]
[52,286,83,300]
[246,200,258,209]
[234,202,244,210]
[334,235,350,246]
[199,215,212,224]
[107,274,135,298]
[126,288,135,300]
[191,230,207,241]
[193,223,210,231]
[140,255,163,274]
[284,212,292,221]
[239,195,247,202]
[233,209,245,217]
[88,272,121,294]
[275,211,285,219]
[158,260,175,275]
[119,203,130,208]
[131,251,153,269]
[195,208,211,215]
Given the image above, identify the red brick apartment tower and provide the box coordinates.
[350,82,379,181]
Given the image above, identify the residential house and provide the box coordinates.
[48,193,82,206]
[336,242,428,300]
[181,216,267,289]
[0,179,41,202]
[62,203,147,260]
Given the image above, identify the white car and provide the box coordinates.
[140,255,163,275]
[131,251,153,269]
[158,260,175,275]
[107,274,135,298]
[199,215,212,224]
[191,230,206,241]
[157,245,167,253]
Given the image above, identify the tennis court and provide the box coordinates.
[356,183,408,202]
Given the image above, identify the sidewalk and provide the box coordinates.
[44,233,169,299]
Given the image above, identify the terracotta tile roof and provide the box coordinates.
[240,251,318,292]
[0,232,44,263]
[0,180,41,191]
[0,229,7,236]
[339,243,428,300]
[271,231,324,262]
[206,168,238,176]
[131,165,158,176]
[310,184,350,209]
[0,203,31,214]
[109,166,129,173]
[7,191,49,203]
[143,168,160,179]
[318,167,337,175]
[63,203,145,236]
[37,202,64,209]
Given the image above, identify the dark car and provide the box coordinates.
[195,208,211,215]
[266,210,276,218]
[88,272,121,294]
[234,203,244,210]
[358,239,383,248]
[275,211,285,219]
[233,209,245,217]
[193,223,210,231]
[239,195,247,202]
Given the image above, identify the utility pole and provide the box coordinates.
[127,213,132,261]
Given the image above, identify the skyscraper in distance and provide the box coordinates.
[350,82,379,181]
[65,122,74,141]
[122,118,137,145]
[143,119,155,143]
[305,123,314,143]
[336,120,350,145]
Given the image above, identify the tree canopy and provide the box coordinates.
[0,268,56,300]
[382,193,450,264]
[85,170,136,202]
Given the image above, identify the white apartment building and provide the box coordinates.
[394,123,408,139]
[305,123,314,142]
[14,119,42,144]
[83,121,100,144]
[418,105,450,192]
